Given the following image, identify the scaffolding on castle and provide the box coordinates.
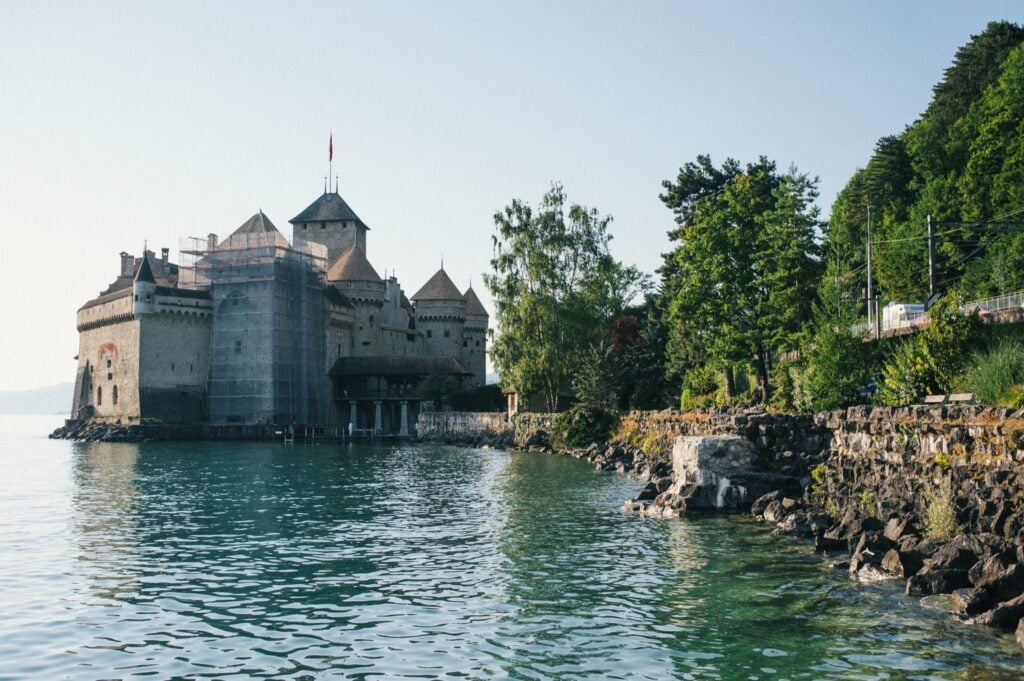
[177,233,330,426]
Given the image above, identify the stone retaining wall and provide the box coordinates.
[416,411,512,446]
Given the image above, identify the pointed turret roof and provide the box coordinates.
[463,286,488,317]
[134,253,155,283]
[412,268,464,301]
[326,246,382,282]
[290,191,369,228]
[218,211,291,250]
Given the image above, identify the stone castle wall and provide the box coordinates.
[74,292,141,421]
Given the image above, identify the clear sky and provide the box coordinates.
[1,1,1022,390]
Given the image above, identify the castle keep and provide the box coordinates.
[70,189,487,436]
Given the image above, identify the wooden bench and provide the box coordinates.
[923,394,947,404]
[948,393,975,404]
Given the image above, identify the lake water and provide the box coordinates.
[1,415,1021,680]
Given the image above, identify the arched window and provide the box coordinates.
[97,386,103,406]
[112,385,118,405]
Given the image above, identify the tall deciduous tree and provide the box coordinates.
[660,157,821,400]
[485,182,647,413]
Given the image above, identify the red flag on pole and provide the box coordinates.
[329,133,333,162]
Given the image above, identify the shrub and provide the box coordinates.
[964,339,1024,407]
[878,291,982,405]
[551,403,620,449]
[680,364,719,409]
[922,480,963,540]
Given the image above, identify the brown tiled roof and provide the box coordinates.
[329,356,471,378]
[462,286,488,317]
[326,247,382,282]
[216,212,291,251]
[412,268,464,301]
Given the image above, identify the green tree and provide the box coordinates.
[660,157,821,400]
[485,182,647,413]
[800,254,873,410]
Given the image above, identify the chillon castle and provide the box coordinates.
[71,188,488,436]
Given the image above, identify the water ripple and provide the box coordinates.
[0,416,1021,679]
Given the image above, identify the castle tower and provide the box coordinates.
[290,191,369,262]
[460,286,488,387]
[132,253,157,316]
[325,247,385,356]
[412,268,467,360]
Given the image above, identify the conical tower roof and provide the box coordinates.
[412,268,464,301]
[134,253,156,283]
[290,191,368,229]
[218,211,291,250]
[463,286,488,317]
[326,246,382,282]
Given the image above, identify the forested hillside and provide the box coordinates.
[826,21,1024,304]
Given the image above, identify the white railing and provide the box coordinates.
[852,289,1024,337]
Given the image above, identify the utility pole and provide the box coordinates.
[866,205,877,339]
[927,213,936,305]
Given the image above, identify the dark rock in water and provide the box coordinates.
[815,535,847,553]
[971,555,1024,601]
[773,512,812,538]
[927,545,978,572]
[850,532,894,568]
[969,594,1024,629]
[881,549,919,578]
[750,490,781,517]
[950,587,996,616]
[906,569,970,596]
[763,500,785,524]
[634,481,660,501]
[854,563,893,583]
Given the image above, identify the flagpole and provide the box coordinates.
[328,130,333,194]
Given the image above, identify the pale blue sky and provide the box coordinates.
[1,1,1021,390]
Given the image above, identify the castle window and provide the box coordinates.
[337,344,342,356]
[235,340,242,353]
[426,330,432,338]
[321,222,326,230]
[107,372,112,381]
[171,363,175,371]
[369,315,374,324]
[134,295,138,301]
[476,341,481,347]
[112,385,118,405]
[97,386,102,406]
[444,330,450,338]
[106,358,112,368]
[463,340,467,347]
[302,224,307,230]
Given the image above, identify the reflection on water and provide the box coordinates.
[0,415,1021,680]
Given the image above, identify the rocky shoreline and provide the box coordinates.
[421,405,1024,652]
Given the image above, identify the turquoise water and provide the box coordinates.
[0,415,1021,680]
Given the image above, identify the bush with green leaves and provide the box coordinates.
[551,403,620,449]
[922,479,963,539]
[878,291,983,405]
[964,339,1024,407]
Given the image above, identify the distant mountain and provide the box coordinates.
[0,383,72,415]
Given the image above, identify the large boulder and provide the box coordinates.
[665,436,797,511]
